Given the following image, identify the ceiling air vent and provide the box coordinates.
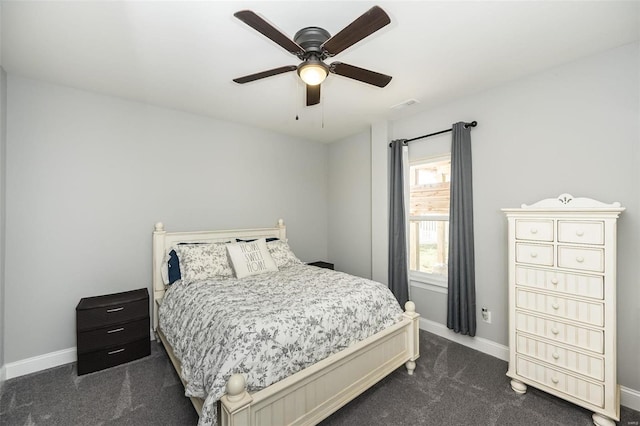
[390,99,420,110]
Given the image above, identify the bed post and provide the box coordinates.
[276,218,286,240]
[403,301,420,375]
[152,222,167,331]
[220,374,253,426]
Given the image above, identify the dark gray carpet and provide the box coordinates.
[1,332,638,425]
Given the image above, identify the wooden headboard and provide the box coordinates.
[151,219,287,330]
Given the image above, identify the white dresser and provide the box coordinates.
[503,194,624,426]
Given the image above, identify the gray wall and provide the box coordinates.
[327,131,372,278]
[330,42,640,392]
[0,66,6,380]
[4,76,329,363]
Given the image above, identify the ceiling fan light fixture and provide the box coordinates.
[298,59,328,86]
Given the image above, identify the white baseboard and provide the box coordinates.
[419,317,509,361]
[4,347,76,380]
[621,385,640,412]
[4,332,156,380]
[418,318,640,411]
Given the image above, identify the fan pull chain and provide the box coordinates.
[294,78,301,121]
[321,95,324,129]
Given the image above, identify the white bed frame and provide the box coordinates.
[152,220,420,426]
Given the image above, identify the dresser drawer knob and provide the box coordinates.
[106,307,124,313]
[576,256,584,263]
[576,230,584,237]
[530,228,538,234]
[550,278,559,285]
[552,352,560,360]
[530,252,538,258]
[551,327,559,335]
[552,303,559,310]
[108,348,125,355]
[107,327,125,334]
[551,377,559,384]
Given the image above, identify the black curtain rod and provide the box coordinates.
[389,121,478,147]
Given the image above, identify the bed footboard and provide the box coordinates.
[220,302,420,426]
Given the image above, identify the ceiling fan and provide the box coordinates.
[232,6,393,106]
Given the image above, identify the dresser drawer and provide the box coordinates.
[515,311,603,353]
[77,290,149,331]
[557,246,604,273]
[516,220,554,242]
[516,243,554,267]
[77,317,149,354]
[558,221,604,245]
[515,266,603,300]
[516,289,603,326]
[516,356,604,408]
[77,338,151,375]
[516,333,604,381]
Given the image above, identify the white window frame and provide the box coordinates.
[407,154,451,291]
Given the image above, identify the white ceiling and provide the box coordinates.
[2,1,639,143]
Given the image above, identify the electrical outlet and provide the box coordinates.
[481,307,492,324]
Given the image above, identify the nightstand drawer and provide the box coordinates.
[77,338,150,375]
[77,317,149,354]
[76,289,149,331]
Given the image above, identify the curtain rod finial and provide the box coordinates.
[465,121,478,128]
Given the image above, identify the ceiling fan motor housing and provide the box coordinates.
[294,27,331,59]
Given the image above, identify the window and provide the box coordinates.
[408,156,451,286]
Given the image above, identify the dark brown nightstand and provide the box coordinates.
[307,261,334,270]
[76,288,150,375]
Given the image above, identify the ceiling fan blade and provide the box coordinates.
[233,65,297,84]
[234,10,305,56]
[321,6,390,56]
[307,84,321,106]
[329,62,392,87]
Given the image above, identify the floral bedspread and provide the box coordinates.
[158,264,403,426]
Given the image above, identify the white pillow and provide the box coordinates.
[267,239,303,269]
[227,238,278,279]
[161,250,171,285]
[176,243,233,283]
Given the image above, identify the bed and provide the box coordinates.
[152,220,420,426]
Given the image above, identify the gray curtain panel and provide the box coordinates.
[388,139,409,308]
[447,122,476,336]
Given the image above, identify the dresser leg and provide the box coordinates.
[592,413,615,426]
[510,379,527,394]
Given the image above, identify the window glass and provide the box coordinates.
[409,157,451,280]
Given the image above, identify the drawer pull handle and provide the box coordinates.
[576,256,584,263]
[530,252,538,258]
[551,377,559,384]
[106,307,124,313]
[108,348,125,355]
[576,230,584,237]
[552,303,559,310]
[552,352,560,360]
[530,228,538,234]
[550,278,559,285]
[107,327,125,334]
[551,327,559,335]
